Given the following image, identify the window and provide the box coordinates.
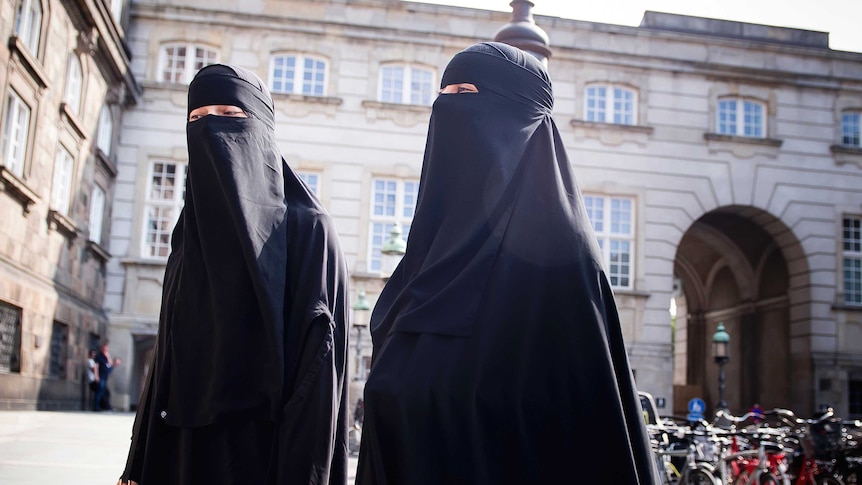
[584,195,635,288]
[159,44,218,84]
[842,111,861,147]
[585,84,637,125]
[0,300,22,373]
[844,217,862,305]
[379,64,434,106]
[368,178,418,272]
[51,146,75,215]
[49,321,69,378]
[96,105,113,156]
[64,55,83,114]
[1,90,31,177]
[298,172,319,195]
[269,55,327,96]
[89,185,105,244]
[143,161,187,258]
[717,98,765,138]
[14,0,42,54]
[850,379,862,418]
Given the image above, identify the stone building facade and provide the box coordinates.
[92,0,862,418]
[0,0,137,409]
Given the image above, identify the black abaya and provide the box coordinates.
[120,65,349,484]
[357,43,657,484]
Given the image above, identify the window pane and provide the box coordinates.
[845,257,862,304]
[381,66,404,104]
[163,46,186,82]
[843,112,861,146]
[64,57,83,114]
[51,147,74,215]
[586,86,606,122]
[145,206,175,258]
[302,58,326,96]
[49,321,69,378]
[613,87,634,125]
[583,195,604,232]
[369,222,387,272]
[97,106,113,155]
[89,185,105,244]
[298,172,319,195]
[718,99,737,135]
[16,0,42,53]
[743,100,764,137]
[0,301,23,373]
[272,56,296,94]
[403,181,419,218]
[609,239,631,287]
[373,179,397,216]
[410,68,433,106]
[610,198,632,235]
[2,91,31,177]
[150,162,178,201]
[845,217,862,252]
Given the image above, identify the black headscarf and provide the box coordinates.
[121,64,349,484]
[357,43,657,484]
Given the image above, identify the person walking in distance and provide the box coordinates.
[93,342,120,411]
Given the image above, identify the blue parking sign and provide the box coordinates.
[687,397,705,421]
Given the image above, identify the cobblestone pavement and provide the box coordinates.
[0,410,359,484]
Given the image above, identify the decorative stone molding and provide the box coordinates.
[569,119,654,147]
[60,103,88,140]
[85,239,111,264]
[703,132,783,159]
[76,28,99,57]
[0,167,39,213]
[273,94,342,118]
[95,150,118,179]
[7,36,50,89]
[47,210,79,241]
[361,100,431,127]
[830,144,862,168]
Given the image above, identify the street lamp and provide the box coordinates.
[380,223,407,278]
[712,322,730,411]
[352,289,371,381]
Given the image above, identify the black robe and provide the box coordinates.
[357,43,657,484]
[120,64,349,484]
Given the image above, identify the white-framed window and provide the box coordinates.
[110,0,124,25]
[368,178,419,272]
[844,216,862,306]
[379,64,435,106]
[297,171,319,196]
[269,54,328,96]
[1,90,31,177]
[143,161,187,258]
[717,98,766,138]
[96,105,113,156]
[51,146,75,215]
[89,185,105,244]
[159,43,218,84]
[842,111,861,147]
[14,0,42,54]
[583,195,635,289]
[585,84,637,125]
[64,55,83,114]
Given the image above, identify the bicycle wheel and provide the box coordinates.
[751,472,783,485]
[815,476,845,485]
[681,467,719,485]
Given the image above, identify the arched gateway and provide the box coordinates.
[672,206,813,417]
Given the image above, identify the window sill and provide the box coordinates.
[833,302,862,312]
[569,119,654,147]
[60,103,88,139]
[47,210,79,241]
[95,149,118,178]
[361,100,431,127]
[85,239,111,263]
[272,93,343,118]
[830,144,862,168]
[7,36,50,89]
[704,132,783,159]
[0,166,39,213]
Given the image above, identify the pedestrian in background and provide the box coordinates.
[117,64,349,485]
[94,342,120,412]
[357,42,657,484]
[86,349,98,410]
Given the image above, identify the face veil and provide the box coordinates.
[357,43,658,484]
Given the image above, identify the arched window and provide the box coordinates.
[378,64,435,106]
[110,0,124,25]
[159,43,218,84]
[14,0,42,54]
[64,55,83,114]
[584,84,638,125]
[51,145,75,215]
[717,97,766,138]
[96,105,113,156]
[269,54,328,96]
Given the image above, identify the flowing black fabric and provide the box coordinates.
[120,64,349,484]
[356,43,657,484]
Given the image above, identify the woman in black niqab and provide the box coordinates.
[356,43,657,484]
[119,64,349,484]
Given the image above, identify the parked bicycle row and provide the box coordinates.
[648,407,862,484]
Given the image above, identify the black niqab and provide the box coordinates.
[357,43,657,484]
[121,64,349,484]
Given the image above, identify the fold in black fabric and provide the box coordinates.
[121,64,349,484]
[357,42,657,484]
